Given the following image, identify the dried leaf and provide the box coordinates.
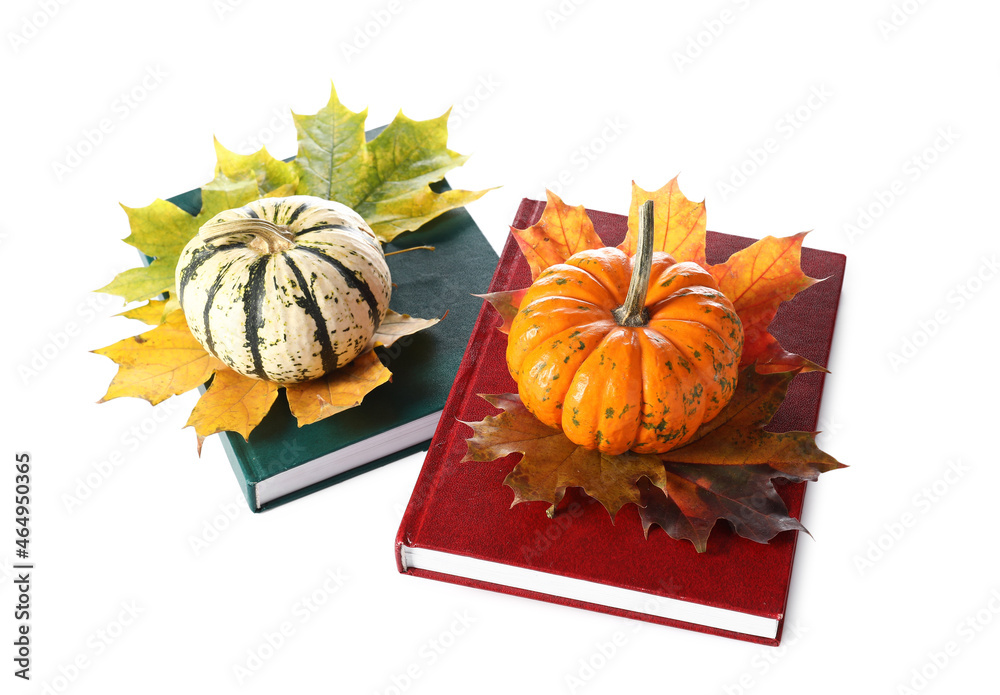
[666,367,844,469]
[462,394,666,518]
[511,190,604,281]
[99,301,437,442]
[185,368,281,440]
[462,371,844,551]
[371,309,441,349]
[97,174,261,302]
[163,295,181,317]
[293,83,370,204]
[619,178,707,266]
[263,183,298,198]
[633,366,844,551]
[293,83,490,243]
[475,288,527,334]
[93,310,225,405]
[465,183,842,551]
[709,232,821,371]
[95,257,178,305]
[121,175,259,260]
[637,468,808,553]
[116,299,171,325]
[510,184,821,373]
[753,334,827,374]
[285,349,391,427]
[213,138,298,195]
[97,82,484,446]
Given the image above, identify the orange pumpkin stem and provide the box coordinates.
[613,199,654,327]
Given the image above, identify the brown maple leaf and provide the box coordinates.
[467,181,842,551]
[636,470,807,553]
[463,394,666,518]
[666,367,841,467]
[636,367,844,551]
[461,368,843,552]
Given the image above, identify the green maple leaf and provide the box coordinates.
[99,82,492,303]
[97,174,260,302]
[213,138,298,196]
[97,259,177,304]
[293,83,492,242]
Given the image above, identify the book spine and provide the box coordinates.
[220,432,259,512]
[395,198,545,571]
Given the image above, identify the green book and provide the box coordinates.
[156,140,497,511]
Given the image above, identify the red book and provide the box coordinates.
[395,198,846,645]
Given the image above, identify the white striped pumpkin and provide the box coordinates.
[175,195,391,384]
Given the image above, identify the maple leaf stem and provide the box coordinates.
[201,218,296,254]
[613,200,654,327]
[384,245,436,257]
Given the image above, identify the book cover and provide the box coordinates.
[163,177,499,511]
[395,197,846,645]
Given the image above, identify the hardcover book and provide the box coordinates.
[395,198,846,645]
[163,176,498,511]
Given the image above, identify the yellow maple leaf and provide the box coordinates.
[285,350,391,427]
[95,307,440,443]
[185,368,281,441]
[94,310,224,405]
[115,299,172,325]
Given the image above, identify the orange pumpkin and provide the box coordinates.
[506,201,743,455]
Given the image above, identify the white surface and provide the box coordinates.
[401,546,779,639]
[2,0,999,693]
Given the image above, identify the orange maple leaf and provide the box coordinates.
[491,182,822,372]
[475,288,527,335]
[619,177,707,266]
[708,232,825,372]
[510,190,603,281]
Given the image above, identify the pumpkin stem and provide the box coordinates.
[200,217,296,255]
[613,200,654,327]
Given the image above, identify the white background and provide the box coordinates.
[3,0,999,693]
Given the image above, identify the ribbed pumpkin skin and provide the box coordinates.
[176,195,390,384]
[506,248,743,455]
